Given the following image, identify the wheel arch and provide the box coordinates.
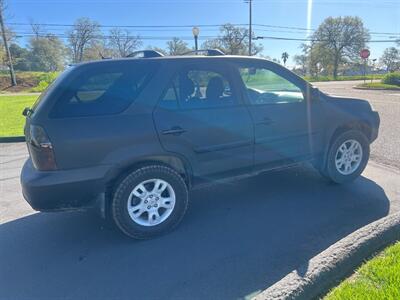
[320,120,372,169]
[104,154,193,208]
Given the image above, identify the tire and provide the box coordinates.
[111,165,188,239]
[321,130,370,184]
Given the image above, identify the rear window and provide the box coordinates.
[50,62,157,118]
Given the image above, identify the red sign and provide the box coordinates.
[360,49,370,59]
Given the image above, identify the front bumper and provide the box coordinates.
[370,111,380,142]
[21,159,111,211]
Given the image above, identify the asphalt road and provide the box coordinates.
[1,82,400,300]
[313,80,400,169]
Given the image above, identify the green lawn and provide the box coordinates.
[325,242,400,300]
[357,82,400,90]
[0,94,38,137]
[305,74,385,82]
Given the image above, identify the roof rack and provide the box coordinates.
[126,50,164,58]
[181,49,225,56]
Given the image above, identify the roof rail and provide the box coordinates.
[126,50,164,58]
[182,49,225,56]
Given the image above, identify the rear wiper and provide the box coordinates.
[22,107,34,117]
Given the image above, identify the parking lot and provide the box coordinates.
[1,82,399,299]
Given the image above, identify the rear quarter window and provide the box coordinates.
[50,61,157,118]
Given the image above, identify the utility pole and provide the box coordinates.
[0,1,16,86]
[248,0,252,56]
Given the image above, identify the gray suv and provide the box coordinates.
[21,50,380,239]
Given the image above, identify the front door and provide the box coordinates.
[153,62,254,182]
[234,61,322,167]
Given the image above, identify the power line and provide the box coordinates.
[7,22,400,37]
[6,22,246,28]
[12,32,399,43]
[255,35,399,43]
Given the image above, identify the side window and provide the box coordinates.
[51,63,156,118]
[239,67,304,105]
[159,77,180,110]
[73,73,123,103]
[160,67,236,110]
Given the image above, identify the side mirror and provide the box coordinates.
[303,86,319,102]
[22,107,33,117]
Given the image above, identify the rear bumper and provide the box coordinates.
[21,159,111,211]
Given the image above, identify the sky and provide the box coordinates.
[6,0,400,65]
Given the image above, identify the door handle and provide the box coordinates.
[256,117,275,125]
[161,126,186,136]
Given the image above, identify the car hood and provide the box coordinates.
[320,92,373,113]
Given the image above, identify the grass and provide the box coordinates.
[0,94,38,137]
[304,74,385,82]
[325,242,400,300]
[357,82,400,90]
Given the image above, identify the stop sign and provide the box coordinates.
[360,49,370,59]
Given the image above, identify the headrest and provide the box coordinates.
[206,76,224,99]
[179,76,195,101]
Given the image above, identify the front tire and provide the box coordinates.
[321,130,370,184]
[112,165,188,239]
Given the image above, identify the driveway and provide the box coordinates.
[1,82,400,299]
[1,140,399,299]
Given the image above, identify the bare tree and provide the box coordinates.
[0,0,16,86]
[108,28,142,57]
[166,37,190,55]
[29,18,45,39]
[68,17,101,63]
[202,23,262,56]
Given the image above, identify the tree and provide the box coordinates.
[293,54,308,75]
[28,35,66,71]
[281,52,289,66]
[29,19,45,39]
[67,17,101,63]
[380,47,400,72]
[202,23,262,56]
[108,28,142,57]
[166,37,190,55]
[310,16,369,78]
[9,43,30,71]
[0,0,16,86]
[301,43,335,76]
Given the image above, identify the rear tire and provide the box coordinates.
[112,165,188,239]
[320,130,370,184]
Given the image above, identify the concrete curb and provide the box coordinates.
[0,136,25,143]
[352,86,400,91]
[253,212,400,300]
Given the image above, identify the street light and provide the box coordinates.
[192,27,200,52]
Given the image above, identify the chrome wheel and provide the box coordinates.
[127,178,176,227]
[335,139,363,175]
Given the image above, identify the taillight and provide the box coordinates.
[27,125,57,171]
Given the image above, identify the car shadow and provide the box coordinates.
[0,166,390,300]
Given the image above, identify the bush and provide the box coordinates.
[31,72,59,92]
[382,72,400,86]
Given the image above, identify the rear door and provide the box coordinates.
[153,62,254,181]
